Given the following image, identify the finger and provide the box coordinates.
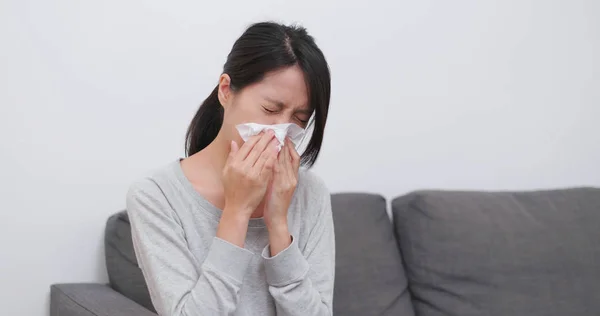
[250,137,279,167]
[274,152,282,174]
[287,138,301,171]
[227,140,239,162]
[253,145,276,175]
[284,139,299,185]
[283,138,292,164]
[259,152,277,180]
[236,132,269,162]
[245,131,276,166]
[281,139,293,179]
[276,140,286,171]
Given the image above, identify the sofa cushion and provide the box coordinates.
[332,193,415,316]
[392,188,600,316]
[105,211,155,312]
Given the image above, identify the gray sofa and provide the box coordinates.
[51,187,600,316]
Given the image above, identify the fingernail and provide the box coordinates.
[267,129,275,135]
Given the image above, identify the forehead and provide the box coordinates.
[251,65,309,110]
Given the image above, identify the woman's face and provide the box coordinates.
[218,65,312,144]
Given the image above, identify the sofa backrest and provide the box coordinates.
[392,187,600,316]
[105,212,155,312]
[331,193,414,316]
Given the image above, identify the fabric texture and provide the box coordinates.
[331,193,415,316]
[50,283,156,316]
[105,212,155,312]
[126,160,335,316]
[393,188,600,316]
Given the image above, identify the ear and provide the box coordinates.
[217,74,232,109]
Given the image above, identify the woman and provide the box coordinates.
[126,22,334,316]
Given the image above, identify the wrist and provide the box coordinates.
[217,208,251,248]
[266,212,288,229]
[223,202,253,219]
[221,208,251,225]
[267,223,291,256]
[268,221,289,236]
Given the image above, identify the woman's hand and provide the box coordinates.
[263,138,301,255]
[222,130,280,217]
[218,131,279,247]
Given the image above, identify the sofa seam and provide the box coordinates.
[53,285,98,316]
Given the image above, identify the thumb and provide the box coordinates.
[228,140,239,160]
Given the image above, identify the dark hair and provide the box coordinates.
[185,22,331,167]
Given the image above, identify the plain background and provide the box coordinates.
[1,0,598,315]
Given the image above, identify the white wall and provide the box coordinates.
[1,0,598,314]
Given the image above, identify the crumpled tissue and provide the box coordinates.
[235,123,305,152]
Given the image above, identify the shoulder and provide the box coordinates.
[127,162,174,198]
[126,161,180,215]
[126,177,161,202]
[297,168,329,194]
[295,168,331,211]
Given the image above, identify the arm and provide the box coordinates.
[127,179,253,316]
[261,189,336,316]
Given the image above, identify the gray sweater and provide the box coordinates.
[126,160,335,316]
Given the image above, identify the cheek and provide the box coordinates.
[236,103,273,124]
[223,96,263,127]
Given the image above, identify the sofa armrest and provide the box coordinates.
[51,283,156,316]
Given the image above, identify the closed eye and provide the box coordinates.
[295,116,310,128]
[296,117,309,124]
[262,106,277,113]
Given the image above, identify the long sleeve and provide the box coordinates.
[260,184,336,316]
[126,179,252,316]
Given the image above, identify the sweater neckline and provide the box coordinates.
[171,159,266,228]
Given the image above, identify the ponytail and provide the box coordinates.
[185,85,223,156]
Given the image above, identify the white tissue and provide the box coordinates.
[235,123,305,152]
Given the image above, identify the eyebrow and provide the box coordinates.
[264,96,312,114]
[264,96,285,108]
